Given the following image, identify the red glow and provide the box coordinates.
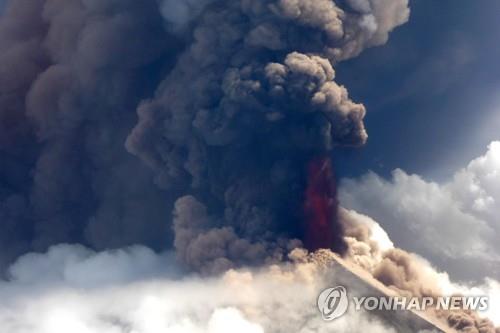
[303,156,342,251]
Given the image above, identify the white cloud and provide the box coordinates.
[0,245,399,333]
[2,142,499,332]
[0,224,496,332]
[442,278,500,326]
[446,141,500,221]
[341,207,500,327]
[339,141,500,280]
[6,244,178,287]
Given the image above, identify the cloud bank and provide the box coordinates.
[340,207,500,330]
[0,245,401,333]
[340,141,500,281]
[1,212,498,333]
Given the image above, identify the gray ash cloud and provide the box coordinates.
[0,0,176,268]
[0,0,408,272]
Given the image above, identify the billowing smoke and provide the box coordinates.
[340,208,500,332]
[0,244,408,333]
[1,1,499,332]
[126,0,409,271]
[0,0,183,270]
[0,209,497,333]
[0,0,409,272]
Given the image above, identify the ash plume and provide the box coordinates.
[1,2,498,332]
[0,0,409,272]
[0,0,177,268]
[127,0,409,271]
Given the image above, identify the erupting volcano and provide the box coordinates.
[0,0,381,273]
[304,157,346,254]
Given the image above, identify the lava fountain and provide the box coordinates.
[304,156,347,254]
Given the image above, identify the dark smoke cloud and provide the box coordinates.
[127,0,409,271]
[0,0,178,269]
[0,0,408,272]
[2,2,498,331]
[172,195,297,274]
[159,0,216,33]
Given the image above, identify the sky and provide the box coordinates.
[334,0,500,181]
[334,0,500,283]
